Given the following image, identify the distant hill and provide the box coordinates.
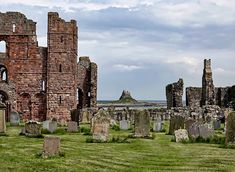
[117,90,137,104]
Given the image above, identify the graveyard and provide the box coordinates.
[1,3,235,172]
[1,120,235,171]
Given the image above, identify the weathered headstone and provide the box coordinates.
[213,119,221,130]
[91,109,110,141]
[185,118,195,132]
[153,118,162,132]
[199,123,214,139]
[42,136,60,157]
[225,112,235,145]
[134,110,150,137]
[24,121,42,136]
[188,122,200,138]
[70,109,79,124]
[67,121,78,132]
[10,111,20,126]
[120,120,129,130]
[169,115,185,135]
[174,129,189,143]
[80,109,90,123]
[43,120,57,133]
[0,106,6,133]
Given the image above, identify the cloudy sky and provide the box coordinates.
[0,0,235,100]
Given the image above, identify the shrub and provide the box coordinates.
[80,127,91,135]
[54,128,66,135]
[111,124,120,131]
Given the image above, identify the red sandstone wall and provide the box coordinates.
[47,12,78,123]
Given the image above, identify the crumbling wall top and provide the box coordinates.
[0,12,36,36]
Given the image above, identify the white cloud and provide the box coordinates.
[0,0,153,12]
[113,64,143,72]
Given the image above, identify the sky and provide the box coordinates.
[0,0,235,100]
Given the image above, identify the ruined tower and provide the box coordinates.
[201,59,215,106]
[47,12,78,122]
[166,78,184,109]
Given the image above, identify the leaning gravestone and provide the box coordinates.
[198,123,214,139]
[43,120,57,133]
[42,136,60,157]
[120,120,129,130]
[91,109,110,141]
[225,112,235,145]
[0,102,6,133]
[24,121,42,136]
[67,121,78,132]
[153,117,162,132]
[174,129,189,143]
[10,111,20,126]
[134,109,150,137]
[169,115,185,135]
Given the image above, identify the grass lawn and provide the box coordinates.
[0,124,235,172]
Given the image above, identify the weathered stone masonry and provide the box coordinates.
[186,59,235,108]
[0,12,97,122]
[166,78,184,108]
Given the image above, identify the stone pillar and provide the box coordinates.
[202,59,215,106]
[0,102,6,133]
[225,112,235,145]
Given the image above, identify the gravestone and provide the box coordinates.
[174,129,189,143]
[120,120,129,130]
[213,119,221,130]
[153,118,162,132]
[169,115,185,135]
[81,109,90,123]
[0,102,6,133]
[43,120,57,133]
[198,123,214,139]
[225,112,235,145]
[70,109,79,124]
[42,136,60,157]
[185,118,195,132]
[188,122,200,138]
[91,109,110,141]
[24,121,42,136]
[134,109,150,137]
[67,121,78,132]
[10,111,20,126]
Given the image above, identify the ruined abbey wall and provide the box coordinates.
[0,12,97,123]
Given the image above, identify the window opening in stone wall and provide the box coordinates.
[59,64,62,72]
[13,24,16,32]
[42,80,45,91]
[88,92,91,97]
[0,41,6,53]
[59,96,62,104]
[61,36,64,43]
[0,65,7,82]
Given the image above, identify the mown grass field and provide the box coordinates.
[1,123,235,172]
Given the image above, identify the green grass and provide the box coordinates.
[1,124,235,172]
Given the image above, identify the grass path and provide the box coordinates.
[0,125,235,172]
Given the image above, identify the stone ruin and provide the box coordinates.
[186,59,235,108]
[166,78,184,109]
[166,59,235,109]
[0,12,97,123]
